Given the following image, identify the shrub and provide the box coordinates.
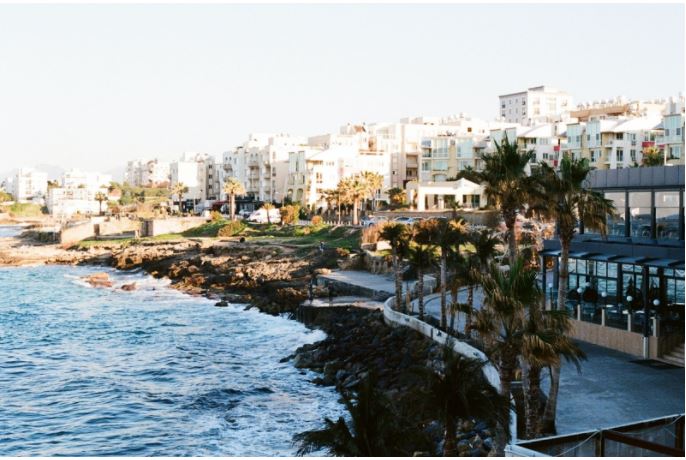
[217,220,245,237]
[361,221,387,245]
[311,215,323,226]
[210,210,223,221]
[280,204,300,225]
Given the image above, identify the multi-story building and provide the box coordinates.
[221,133,308,203]
[570,97,666,122]
[13,168,48,203]
[286,143,390,210]
[541,165,684,364]
[486,122,566,170]
[46,187,101,218]
[61,169,112,191]
[170,152,215,208]
[657,96,685,166]
[498,86,573,125]
[124,159,170,188]
[562,117,664,169]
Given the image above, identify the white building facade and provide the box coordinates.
[125,159,170,188]
[499,86,573,126]
[13,168,48,203]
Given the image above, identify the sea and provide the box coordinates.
[0,249,342,455]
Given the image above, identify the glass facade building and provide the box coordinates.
[541,166,684,357]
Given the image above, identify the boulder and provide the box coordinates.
[85,272,113,288]
[215,300,229,307]
[120,282,137,291]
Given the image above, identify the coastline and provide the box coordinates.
[0,229,493,456]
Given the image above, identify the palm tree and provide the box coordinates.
[641,145,664,166]
[424,218,468,330]
[294,376,422,456]
[361,171,384,212]
[171,182,189,214]
[473,257,540,453]
[410,220,436,320]
[379,223,410,313]
[529,156,612,434]
[223,178,246,221]
[520,302,585,439]
[94,191,107,215]
[387,187,406,209]
[338,176,368,225]
[478,136,536,265]
[423,348,511,456]
[262,202,275,224]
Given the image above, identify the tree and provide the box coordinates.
[641,145,664,166]
[473,257,541,453]
[423,348,511,456]
[529,156,612,434]
[171,182,189,214]
[424,218,468,330]
[387,187,406,209]
[410,220,435,320]
[94,191,107,215]
[223,178,246,221]
[520,300,585,438]
[360,171,384,212]
[477,136,536,265]
[294,377,423,456]
[262,202,275,224]
[379,223,410,313]
[338,176,368,225]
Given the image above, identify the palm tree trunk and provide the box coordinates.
[440,253,447,329]
[417,264,424,320]
[494,355,515,455]
[504,210,518,265]
[230,194,235,221]
[443,414,458,456]
[557,239,570,312]
[393,250,403,312]
[353,199,359,225]
[525,363,543,439]
[466,285,474,338]
[541,364,561,436]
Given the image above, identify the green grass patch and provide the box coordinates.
[0,203,45,217]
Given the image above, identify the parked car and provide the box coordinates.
[393,216,421,225]
[247,208,282,224]
[361,216,389,227]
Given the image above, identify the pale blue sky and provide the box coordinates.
[0,3,683,175]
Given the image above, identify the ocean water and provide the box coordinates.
[0,265,341,456]
[0,225,24,238]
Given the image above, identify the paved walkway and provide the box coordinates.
[301,296,384,310]
[552,341,684,434]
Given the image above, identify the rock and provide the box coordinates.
[120,282,137,291]
[84,272,112,288]
[215,300,229,307]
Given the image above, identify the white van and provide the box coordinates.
[247,208,282,224]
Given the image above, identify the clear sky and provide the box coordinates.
[0,2,683,176]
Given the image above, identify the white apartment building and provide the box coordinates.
[47,187,101,218]
[13,168,48,203]
[486,122,567,170]
[221,133,308,203]
[170,152,215,207]
[61,169,112,190]
[499,85,573,126]
[124,159,170,188]
[286,144,390,210]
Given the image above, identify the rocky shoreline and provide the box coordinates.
[1,232,496,456]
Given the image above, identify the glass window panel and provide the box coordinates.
[605,192,626,236]
[608,263,618,278]
[629,191,651,238]
[597,262,607,277]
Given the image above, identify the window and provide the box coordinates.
[629,191,651,238]
[630,150,636,162]
[655,191,680,240]
[606,191,626,236]
[616,133,623,140]
[671,146,682,159]
[677,127,682,136]
[596,133,600,141]
[616,149,624,163]
[665,129,670,136]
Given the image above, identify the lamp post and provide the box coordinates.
[576,286,583,320]
[601,291,607,326]
[548,283,553,310]
[626,295,633,332]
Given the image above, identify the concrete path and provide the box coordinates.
[552,341,684,434]
[301,296,384,310]
[410,288,485,333]
[319,270,396,294]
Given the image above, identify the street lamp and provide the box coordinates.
[576,286,583,319]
